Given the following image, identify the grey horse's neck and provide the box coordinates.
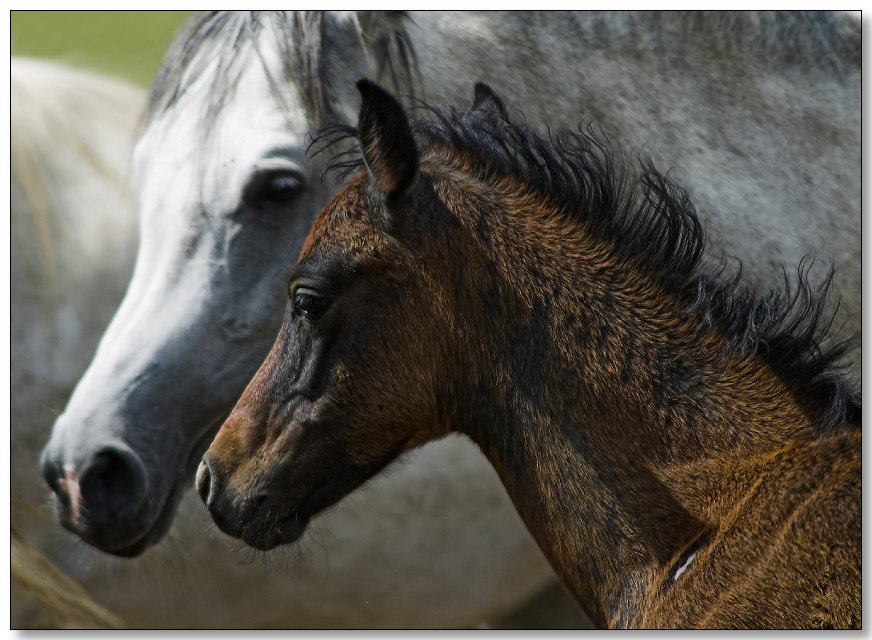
[144,10,858,165]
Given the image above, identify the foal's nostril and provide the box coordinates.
[79,447,147,519]
[196,456,212,505]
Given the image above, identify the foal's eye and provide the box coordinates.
[291,286,329,318]
[244,170,303,209]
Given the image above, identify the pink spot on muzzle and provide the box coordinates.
[59,465,82,526]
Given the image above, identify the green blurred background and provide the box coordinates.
[11,10,192,87]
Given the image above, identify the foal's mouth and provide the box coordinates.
[237,482,344,551]
[242,511,310,550]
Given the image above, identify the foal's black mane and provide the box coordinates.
[317,95,859,434]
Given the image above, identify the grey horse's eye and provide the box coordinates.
[244,170,303,209]
[290,286,329,318]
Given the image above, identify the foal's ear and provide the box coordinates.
[356,78,418,200]
[472,82,509,120]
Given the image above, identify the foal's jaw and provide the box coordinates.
[198,403,408,550]
[196,450,393,550]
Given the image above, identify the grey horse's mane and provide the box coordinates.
[578,11,858,71]
[146,11,858,135]
[146,11,416,132]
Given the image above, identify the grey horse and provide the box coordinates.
[40,11,859,627]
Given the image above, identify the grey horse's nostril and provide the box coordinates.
[196,456,212,505]
[41,456,63,497]
[79,447,147,519]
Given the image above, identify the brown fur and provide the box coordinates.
[200,81,860,628]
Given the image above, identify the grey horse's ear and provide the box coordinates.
[356,78,418,200]
[472,82,508,119]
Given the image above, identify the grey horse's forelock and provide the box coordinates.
[146,12,250,125]
[145,11,417,135]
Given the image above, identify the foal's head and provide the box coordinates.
[198,80,488,549]
[198,77,857,551]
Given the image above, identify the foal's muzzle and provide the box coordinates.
[197,452,311,550]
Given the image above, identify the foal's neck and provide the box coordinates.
[450,198,834,627]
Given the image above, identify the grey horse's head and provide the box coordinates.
[40,11,414,555]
